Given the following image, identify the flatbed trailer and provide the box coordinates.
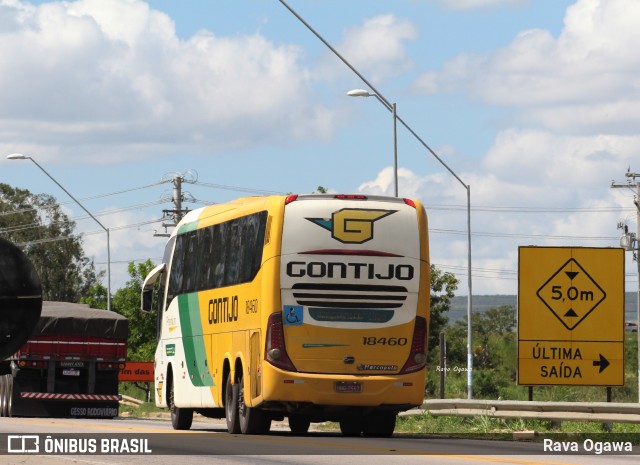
[0,301,128,418]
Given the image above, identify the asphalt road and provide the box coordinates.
[0,415,637,465]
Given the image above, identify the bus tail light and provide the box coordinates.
[403,198,416,208]
[399,316,427,374]
[285,194,299,205]
[265,312,297,372]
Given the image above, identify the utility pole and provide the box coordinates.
[155,174,190,237]
[611,169,640,402]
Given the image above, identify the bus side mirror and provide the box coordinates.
[141,289,153,313]
[140,263,166,313]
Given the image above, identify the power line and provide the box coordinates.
[190,180,285,196]
[0,180,169,218]
[430,228,617,241]
[0,200,169,235]
[12,218,164,247]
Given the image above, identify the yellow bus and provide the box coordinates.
[142,194,430,436]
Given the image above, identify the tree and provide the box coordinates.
[0,183,101,302]
[429,264,459,353]
[110,260,158,401]
[445,305,517,398]
[80,282,109,310]
[111,260,158,361]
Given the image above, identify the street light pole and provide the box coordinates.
[347,89,398,197]
[7,153,111,311]
[280,0,474,397]
[392,102,399,198]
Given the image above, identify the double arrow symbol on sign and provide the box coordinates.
[592,354,610,373]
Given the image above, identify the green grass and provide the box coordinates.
[119,401,165,418]
[395,412,640,436]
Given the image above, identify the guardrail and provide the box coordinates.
[418,399,640,424]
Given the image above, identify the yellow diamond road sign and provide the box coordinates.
[518,247,624,386]
[536,258,606,331]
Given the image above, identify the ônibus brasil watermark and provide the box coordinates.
[6,434,151,455]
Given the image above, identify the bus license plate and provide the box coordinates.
[335,381,362,393]
[63,368,80,377]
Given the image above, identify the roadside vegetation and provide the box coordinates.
[426,306,638,404]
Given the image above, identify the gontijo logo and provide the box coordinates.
[307,209,396,244]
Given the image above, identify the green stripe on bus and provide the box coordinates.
[178,294,215,387]
[177,220,199,235]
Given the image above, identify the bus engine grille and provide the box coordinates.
[291,283,407,309]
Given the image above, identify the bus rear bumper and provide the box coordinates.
[260,365,425,412]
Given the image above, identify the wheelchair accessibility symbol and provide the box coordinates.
[283,305,303,326]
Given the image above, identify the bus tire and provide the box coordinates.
[288,415,311,435]
[238,375,271,435]
[362,411,396,438]
[225,375,240,434]
[169,375,193,430]
[339,416,364,437]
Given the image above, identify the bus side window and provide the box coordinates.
[157,272,167,312]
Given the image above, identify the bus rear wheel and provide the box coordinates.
[238,375,271,435]
[339,416,364,437]
[169,375,193,430]
[225,374,240,434]
[362,412,396,438]
[288,414,311,435]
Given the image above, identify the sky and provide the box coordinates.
[1,0,639,299]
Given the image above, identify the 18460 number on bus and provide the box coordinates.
[362,337,407,346]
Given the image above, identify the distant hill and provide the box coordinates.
[448,293,638,325]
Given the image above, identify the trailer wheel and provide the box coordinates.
[168,374,193,430]
[0,375,6,417]
[4,376,12,417]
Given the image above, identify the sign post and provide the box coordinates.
[518,247,624,386]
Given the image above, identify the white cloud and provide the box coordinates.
[0,0,334,162]
[413,0,640,135]
[431,0,528,10]
[317,14,417,83]
[482,130,640,188]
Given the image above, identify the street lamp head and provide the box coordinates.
[7,153,29,160]
[347,89,373,98]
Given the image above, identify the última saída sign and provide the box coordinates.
[518,246,624,386]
